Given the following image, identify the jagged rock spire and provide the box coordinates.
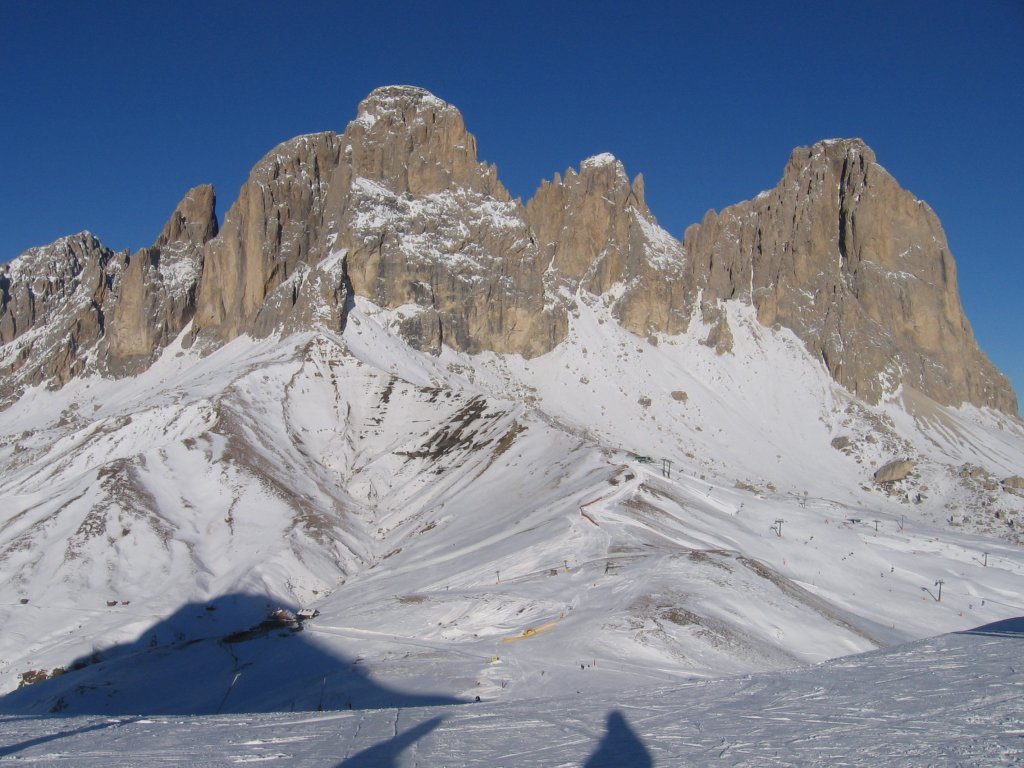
[154,184,218,249]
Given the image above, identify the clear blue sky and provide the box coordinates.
[2,1,1022,410]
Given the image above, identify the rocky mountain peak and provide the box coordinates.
[0,232,116,402]
[104,185,218,373]
[154,184,218,249]
[790,137,875,168]
[345,85,506,199]
[684,137,1017,413]
[0,91,1016,417]
[580,152,623,172]
[191,131,345,342]
[0,180,222,399]
[356,85,453,119]
[523,153,683,338]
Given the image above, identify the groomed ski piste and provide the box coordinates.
[1,295,1023,765]
[2,621,1023,765]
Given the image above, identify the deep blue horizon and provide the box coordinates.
[2,1,1021,409]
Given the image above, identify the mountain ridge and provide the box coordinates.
[0,85,1017,414]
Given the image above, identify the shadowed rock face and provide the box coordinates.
[683,140,1016,413]
[1,89,1017,415]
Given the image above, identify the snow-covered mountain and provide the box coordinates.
[1,86,1022,731]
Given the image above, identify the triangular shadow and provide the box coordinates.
[0,593,463,716]
[960,615,1024,637]
[334,715,444,767]
[583,710,653,767]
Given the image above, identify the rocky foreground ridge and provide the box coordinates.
[0,86,1016,414]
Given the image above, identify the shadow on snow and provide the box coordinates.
[0,717,140,758]
[960,615,1024,637]
[334,715,445,767]
[326,708,652,768]
[0,593,464,717]
[583,710,653,767]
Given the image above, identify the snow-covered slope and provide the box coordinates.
[2,290,1022,721]
[1,621,1022,765]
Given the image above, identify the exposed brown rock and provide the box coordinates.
[155,184,219,249]
[193,86,562,357]
[345,85,507,199]
[0,233,117,404]
[193,132,344,342]
[873,458,915,484]
[1,90,1017,423]
[105,185,218,372]
[0,186,219,402]
[190,88,690,359]
[525,154,690,338]
[683,139,1017,413]
[699,299,734,355]
[334,87,559,357]
[959,464,990,480]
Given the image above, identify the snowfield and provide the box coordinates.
[0,622,1022,765]
[1,293,1023,764]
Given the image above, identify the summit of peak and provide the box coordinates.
[581,152,620,170]
[154,184,218,249]
[784,138,878,175]
[352,86,458,133]
[817,137,868,148]
[359,85,450,113]
[808,137,876,162]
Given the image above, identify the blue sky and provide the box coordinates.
[2,1,1021,409]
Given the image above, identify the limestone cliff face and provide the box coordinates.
[155,184,219,249]
[0,233,116,402]
[1,90,1016,417]
[343,85,507,199]
[332,86,559,357]
[193,133,345,341]
[104,185,218,373]
[525,154,690,338]
[192,86,563,357]
[683,139,1017,413]
[0,187,219,404]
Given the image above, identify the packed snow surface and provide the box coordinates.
[0,623,1021,765]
